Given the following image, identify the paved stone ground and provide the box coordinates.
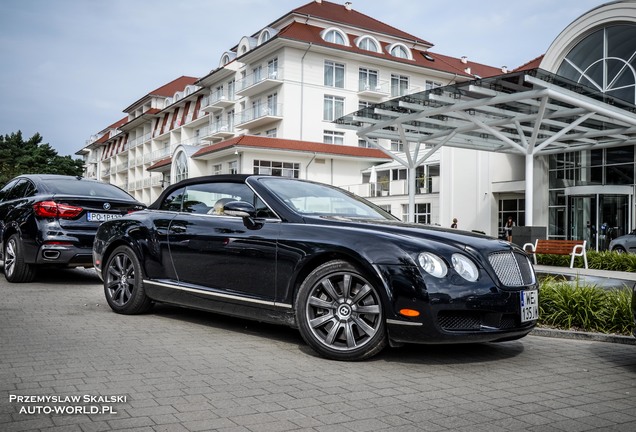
[1,268,636,432]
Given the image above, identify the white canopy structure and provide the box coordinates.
[336,69,636,224]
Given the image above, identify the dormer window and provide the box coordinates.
[387,42,412,60]
[219,51,237,67]
[321,27,348,46]
[258,27,278,45]
[164,97,173,108]
[237,36,257,56]
[355,35,380,53]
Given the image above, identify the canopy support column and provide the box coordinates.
[526,152,534,226]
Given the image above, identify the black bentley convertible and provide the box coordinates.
[93,175,538,360]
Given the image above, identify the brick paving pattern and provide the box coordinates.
[1,268,635,431]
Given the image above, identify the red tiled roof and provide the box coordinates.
[514,55,544,72]
[278,22,502,79]
[193,135,392,159]
[290,0,430,45]
[147,157,172,171]
[124,76,198,112]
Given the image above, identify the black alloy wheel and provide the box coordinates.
[104,246,152,314]
[613,246,626,253]
[4,234,36,283]
[296,260,387,361]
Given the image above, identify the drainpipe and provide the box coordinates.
[300,43,313,140]
[305,152,317,179]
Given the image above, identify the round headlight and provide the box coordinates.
[451,254,479,282]
[418,252,448,278]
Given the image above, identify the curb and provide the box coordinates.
[531,327,636,345]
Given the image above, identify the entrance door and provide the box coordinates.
[568,193,630,250]
[569,195,596,247]
[599,195,629,250]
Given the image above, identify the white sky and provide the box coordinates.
[0,0,606,157]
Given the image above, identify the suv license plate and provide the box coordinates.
[520,289,539,322]
[87,212,123,222]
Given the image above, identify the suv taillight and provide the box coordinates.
[33,201,83,219]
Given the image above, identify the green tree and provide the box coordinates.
[0,131,84,185]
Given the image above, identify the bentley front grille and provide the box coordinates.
[488,251,536,287]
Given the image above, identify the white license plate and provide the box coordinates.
[520,289,539,322]
[87,212,123,222]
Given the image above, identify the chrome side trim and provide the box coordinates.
[386,319,423,326]
[143,279,293,309]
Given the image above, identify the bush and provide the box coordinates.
[539,277,634,336]
[536,249,636,272]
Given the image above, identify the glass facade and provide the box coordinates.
[549,23,636,247]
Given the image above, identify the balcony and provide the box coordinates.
[203,122,235,141]
[236,104,282,129]
[236,68,283,98]
[357,80,389,99]
[343,177,439,198]
[203,89,236,112]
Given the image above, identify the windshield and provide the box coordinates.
[259,178,395,220]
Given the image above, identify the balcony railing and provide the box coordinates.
[236,68,283,97]
[203,122,235,141]
[342,177,439,198]
[236,103,282,129]
[203,88,236,111]
[357,80,390,98]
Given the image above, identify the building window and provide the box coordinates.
[227,79,235,100]
[229,160,238,174]
[557,24,636,104]
[324,130,345,144]
[358,137,377,148]
[324,61,345,88]
[267,93,278,115]
[402,203,431,224]
[359,68,379,91]
[323,95,345,121]
[355,36,380,52]
[213,164,222,175]
[498,199,525,235]
[267,58,278,79]
[252,65,262,85]
[390,140,404,152]
[266,128,277,137]
[174,151,188,183]
[254,160,300,178]
[387,43,412,59]
[321,27,348,46]
[391,74,409,97]
[426,80,442,90]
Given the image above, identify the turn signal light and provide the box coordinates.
[399,309,420,317]
[33,201,83,219]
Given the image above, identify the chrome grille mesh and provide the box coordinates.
[488,251,535,287]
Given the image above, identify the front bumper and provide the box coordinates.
[377,263,538,345]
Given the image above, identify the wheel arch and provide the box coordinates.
[289,250,390,309]
[100,237,147,279]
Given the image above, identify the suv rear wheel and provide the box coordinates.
[4,234,36,283]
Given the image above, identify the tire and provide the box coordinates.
[4,234,36,283]
[613,246,626,253]
[103,245,152,314]
[295,260,387,361]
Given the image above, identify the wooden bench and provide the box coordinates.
[523,239,588,269]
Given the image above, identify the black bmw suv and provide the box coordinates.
[0,174,144,282]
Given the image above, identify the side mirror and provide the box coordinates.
[223,201,263,230]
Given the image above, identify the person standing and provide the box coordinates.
[504,216,515,242]
[451,218,458,229]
